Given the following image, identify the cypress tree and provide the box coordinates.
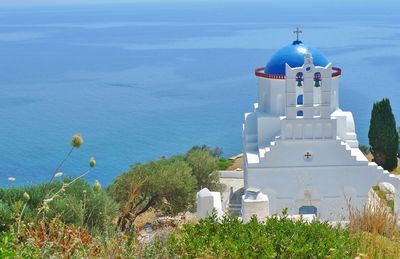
[368,98,398,171]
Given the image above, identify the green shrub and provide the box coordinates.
[217,157,234,170]
[145,214,357,258]
[185,149,219,190]
[0,179,118,232]
[0,231,39,258]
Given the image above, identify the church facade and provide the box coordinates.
[242,36,400,220]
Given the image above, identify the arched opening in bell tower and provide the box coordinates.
[297,94,303,105]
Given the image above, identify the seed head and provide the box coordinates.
[23,192,30,202]
[71,133,83,148]
[89,157,96,168]
[93,180,101,192]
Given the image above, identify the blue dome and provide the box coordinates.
[264,41,329,75]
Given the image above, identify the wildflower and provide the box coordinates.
[54,172,63,178]
[93,180,101,192]
[7,177,16,182]
[23,192,30,202]
[89,157,96,168]
[71,133,83,148]
[40,202,50,213]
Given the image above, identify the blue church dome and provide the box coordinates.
[264,41,329,76]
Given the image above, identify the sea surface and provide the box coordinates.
[0,2,399,186]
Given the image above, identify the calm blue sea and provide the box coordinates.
[0,2,399,186]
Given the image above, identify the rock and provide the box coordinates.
[378,182,395,194]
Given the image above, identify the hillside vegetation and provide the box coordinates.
[0,134,399,258]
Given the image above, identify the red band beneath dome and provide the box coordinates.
[255,67,342,79]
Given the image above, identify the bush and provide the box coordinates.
[217,157,234,170]
[0,178,119,232]
[185,149,219,190]
[108,159,197,231]
[143,214,357,258]
[0,231,39,258]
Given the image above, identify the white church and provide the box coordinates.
[197,30,400,222]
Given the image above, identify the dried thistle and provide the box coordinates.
[93,180,101,192]
[23,192,30,202]
[71,133,83,148]
[90,157,96,168]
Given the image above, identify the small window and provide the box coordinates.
[297,110,304,116]
[297,94,303,105]
[299,205,317,215]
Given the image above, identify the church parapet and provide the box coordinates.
[255,66,341,79]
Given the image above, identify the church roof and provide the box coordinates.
[264,41,329,76]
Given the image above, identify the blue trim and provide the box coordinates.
[264,41,329,76]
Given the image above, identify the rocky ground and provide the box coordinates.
[136,211,197,245]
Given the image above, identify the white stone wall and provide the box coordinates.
[196,188,223,220]
[241,190,269,223]
[246,162,399,220]
[257,77,285,115]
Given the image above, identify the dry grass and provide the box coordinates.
[348,202,400,258]
[354,232,400,259]
[134,209,157,229]
[349,202,399,237]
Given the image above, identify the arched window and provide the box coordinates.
[299,205,317,215]
[297,110,304,116]
[314,72,321,87]
[297,94,303,105]
[296,72,303,87]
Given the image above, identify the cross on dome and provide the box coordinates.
[293,27,302,41]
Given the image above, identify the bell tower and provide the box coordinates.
[281,53,337,140]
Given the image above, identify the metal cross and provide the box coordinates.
[293,27,302,41]
[304,152,312,159]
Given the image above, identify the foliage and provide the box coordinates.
[0,231,17,258]
[368,98,398,171]
[143,214,357,258]
[358,145,370,155]
[0,179,119,232]
[0,231,39,258]
[217,157,235,170]
[372,186,394,213]
[185,149,220,190]
[108,159,196,231]
[397,127,400,158]
[348,201,399,239]
[23,217,100,258]
[354,231,400,258]
[187,145,223,158]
